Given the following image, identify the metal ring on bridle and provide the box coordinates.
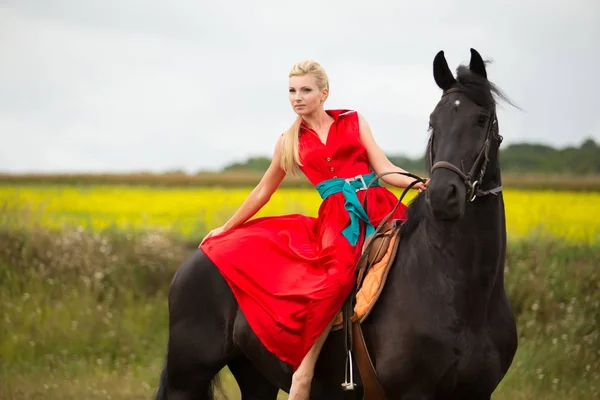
[469,180,479,202]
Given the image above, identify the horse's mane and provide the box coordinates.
[399,193,429,238]
[454,64,517,109]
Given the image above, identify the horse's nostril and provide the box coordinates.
[447,183,458,201]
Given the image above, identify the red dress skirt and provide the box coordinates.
[200,110,407,370]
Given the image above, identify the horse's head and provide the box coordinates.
[426,48,505,221]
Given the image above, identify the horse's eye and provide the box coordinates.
[477,115,488,126]
[428,123,433,132]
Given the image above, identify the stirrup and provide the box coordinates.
[341,350,356,391]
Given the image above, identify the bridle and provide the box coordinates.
[428,87,503,202]
[357,87,504,235]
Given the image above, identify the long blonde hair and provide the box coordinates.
[280,60,330,174]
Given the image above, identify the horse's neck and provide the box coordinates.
[445,193,506,317]
[459,166,505,252]
[418,191,506,312]
[451,193,504,263]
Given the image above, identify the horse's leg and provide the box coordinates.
[157,250,239,400]
[228,354,280,400]
[165,327,225,400]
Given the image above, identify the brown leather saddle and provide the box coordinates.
[332,218,402,330]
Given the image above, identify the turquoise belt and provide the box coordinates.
[316,172,380,246]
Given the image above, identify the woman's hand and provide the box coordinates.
[201,225,228,244]
[357,113,430,192]
[413,178,429,193]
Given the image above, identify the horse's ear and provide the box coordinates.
[433,50,456,91]
[469,48,487,79]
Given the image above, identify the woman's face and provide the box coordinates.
[289,74,328,116]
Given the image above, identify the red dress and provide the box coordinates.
[199,109,407,370]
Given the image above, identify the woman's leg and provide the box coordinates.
[288,319,335,400]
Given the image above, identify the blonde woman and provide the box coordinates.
[200,60,426,399]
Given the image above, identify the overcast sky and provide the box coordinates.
[1,1,598,173]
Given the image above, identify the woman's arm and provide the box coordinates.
[221,135,287,231]
[201,135,287,244]
[357,113,427,191]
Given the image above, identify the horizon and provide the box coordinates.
[1,135,596,175]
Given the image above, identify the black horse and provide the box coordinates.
[156,48,518,400]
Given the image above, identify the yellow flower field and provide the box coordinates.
[2,184,599,243]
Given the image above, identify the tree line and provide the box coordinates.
[223,138,600,175]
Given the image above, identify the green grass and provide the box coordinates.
[0,223,598,399]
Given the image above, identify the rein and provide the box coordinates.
[362,171,424,235]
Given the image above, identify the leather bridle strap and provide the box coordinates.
[428,88,502,202]
[430,161,470,186]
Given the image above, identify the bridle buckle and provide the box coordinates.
[469,180,479,202]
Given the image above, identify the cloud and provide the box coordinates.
[0,1,599,173]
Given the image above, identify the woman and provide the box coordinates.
[199,60,426,399]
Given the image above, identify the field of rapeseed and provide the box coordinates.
[2,184,599,243]
[1,182,598,399]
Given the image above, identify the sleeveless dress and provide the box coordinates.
[199,109,407,370]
